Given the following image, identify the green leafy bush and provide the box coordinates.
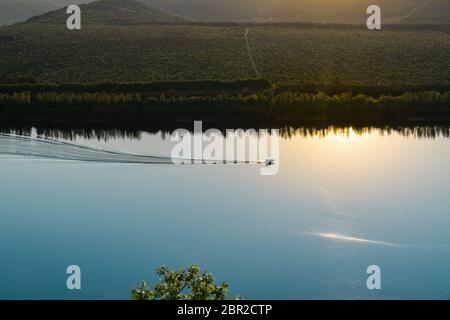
[131,265,236,300]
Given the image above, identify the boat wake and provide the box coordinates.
[0,133,268,166]
[0,133,175,164]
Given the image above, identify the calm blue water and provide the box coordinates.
[0,127,449,300]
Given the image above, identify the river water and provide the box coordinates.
[0,125,449,299]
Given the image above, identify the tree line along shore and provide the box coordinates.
[0,80,449,122]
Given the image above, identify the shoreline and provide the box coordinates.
[1,117,449,132]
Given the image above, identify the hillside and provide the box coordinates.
[25,0,187,25]
[0,22,449,85]
[320,0,450,24]
[1,0,448,25]
[398,0,450,24]
[143,0,449,24]
[0,0,87,26]
[141,0,275,21]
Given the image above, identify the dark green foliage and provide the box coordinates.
[0,89,448,122]
[0,24,254,83]
[131,265,232,300]
[0,79,271,95]
[1,23,449,85]
[1,15,449,123]
[0,91,31,104]
[249,26,450,85]
[274,83,450,98]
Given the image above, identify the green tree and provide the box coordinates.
[131,265,235,300]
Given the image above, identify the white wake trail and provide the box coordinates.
[0,133,266,166]
[0,133,175,164]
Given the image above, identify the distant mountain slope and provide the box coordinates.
[308,0,450,24]
[141,0,275,21]
[0,0,89,26]
[142,0,449,24]
[398,0,450,24]
[25,0,187,25]
[1,0,448,25]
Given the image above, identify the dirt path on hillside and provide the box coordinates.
[244,27,261,78]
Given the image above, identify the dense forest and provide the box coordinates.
[1,88,448,123]
[0,0,449,125]
[1,23,449,85]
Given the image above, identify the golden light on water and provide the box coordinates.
[322,127,364,144]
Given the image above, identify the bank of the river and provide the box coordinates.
[1,81,449,125]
